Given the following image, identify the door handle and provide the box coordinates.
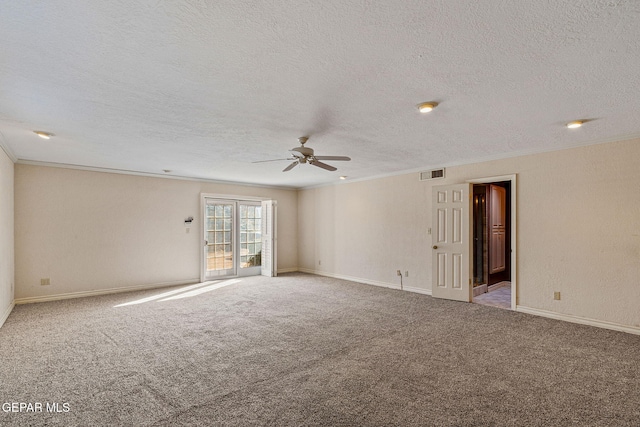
[432,245,438,249]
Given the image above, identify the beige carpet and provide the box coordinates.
[1,273,639,426]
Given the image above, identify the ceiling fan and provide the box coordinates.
[253,136,351,172]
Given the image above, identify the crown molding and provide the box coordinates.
[0,131,18,163]
[15,159,299,191]
[301,132,640,190]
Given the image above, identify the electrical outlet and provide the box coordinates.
[41,278,51,286]
[396,270,402,276]
[554,291,561,300]
[405,271,409,277]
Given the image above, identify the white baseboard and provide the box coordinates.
[297,268,432,296]
[516,305,640,336]
[403,286,432,296]
[277,267,299,274]
[295,270,639,335]
[14,278,201,305]
[0,301,15,328]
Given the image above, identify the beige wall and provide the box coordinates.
[0,147,14,326]
[298,138,640,329]
[14,165,297,300]
[11,138,640,330]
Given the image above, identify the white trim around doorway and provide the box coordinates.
[467,174,517,310]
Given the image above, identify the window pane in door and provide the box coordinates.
[239,203,262,268]
[205,202,234,273]
[206,244,215,270]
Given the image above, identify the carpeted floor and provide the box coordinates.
[1,272,639,426]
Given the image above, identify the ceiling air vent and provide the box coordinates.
[419,168,445,181]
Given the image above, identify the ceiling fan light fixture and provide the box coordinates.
[33,131,54,139]
[566,120,583,129]
[255,136,350,173]
[418,102,438,113]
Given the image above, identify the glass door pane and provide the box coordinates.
[238,202,262,276]
[204,200,235,279]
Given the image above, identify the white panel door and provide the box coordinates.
[431,184,472,302]
[261,200,277,277]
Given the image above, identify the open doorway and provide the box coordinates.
[430,175,516,306]
[471,181,512,309]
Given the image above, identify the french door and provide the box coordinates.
[203,199,236,278]
[201,197,275,281]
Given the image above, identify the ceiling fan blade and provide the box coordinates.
[252,158,295,163]
[283,161,299,172]
[310,160,337,171]
[313,156,351,161]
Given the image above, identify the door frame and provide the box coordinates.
[200,193,272,282]
[467,174,517,310]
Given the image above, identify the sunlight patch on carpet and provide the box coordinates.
[113,280,234,307]
[159,279,242,302]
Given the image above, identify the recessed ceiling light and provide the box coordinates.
[33,131,54,139]
[566,120,583,129]
[418,102,438,113]
[339,176,347,180]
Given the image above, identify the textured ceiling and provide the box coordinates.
[1,1,639,188]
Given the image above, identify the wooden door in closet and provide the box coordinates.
[489,184,506,274]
